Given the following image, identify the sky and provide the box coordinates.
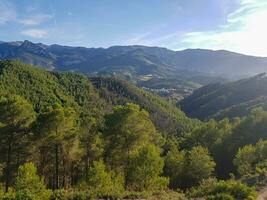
[0,0,267,56]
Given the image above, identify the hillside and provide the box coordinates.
[1,41,267,80]
[180,73,267,120]
[0,60,197,135]
[90,76,199,134]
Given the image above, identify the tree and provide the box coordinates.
[164,146,186,189]
[224,108,267,174]
[181,119,233,178]
[79,115,104,181]
[186,146,216,187]
[34,104,77,189]
[15,163,52,200]
[0,96,36,192]
[234,145,256,176]
[234,140,267,177]
[126,145,169,191]
[82,160,124,197]
[104,103,163,171]
[164,145,215,189]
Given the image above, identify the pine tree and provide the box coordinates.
[0,96,36,192]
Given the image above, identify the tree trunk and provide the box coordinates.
[85,147,90,181]
[55,144,59,189]
[70,163,74,187]
[5,139,12,192]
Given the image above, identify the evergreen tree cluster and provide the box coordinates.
[0,60,264,199]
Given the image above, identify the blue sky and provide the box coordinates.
[0,0,267,56]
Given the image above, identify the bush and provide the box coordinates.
[207,193,235,200]
[49,189,186,200]
[189,179,257,200]
[50,189,89,200]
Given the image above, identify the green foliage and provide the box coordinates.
[164,146,215,189]
[33,105,78,189]
[0,95,36,129]
[91,76,199,135]
[164,145,185,189]
[206,193,235,200]
[234,145,256,176]
[190,179,257,200]
[126,145,168,192]
[0,60,265,199]
[80,160,124,198]
[186,146,216,186]
[35,105,77,144]
[0,96,36,191]
[15,163,51,200]
[220,108,267,175]
[234,140,267,177]
[104,103,163,170]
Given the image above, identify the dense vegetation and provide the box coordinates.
[180,73,267,120]
[0,60,265,199]
[90,76,198,135]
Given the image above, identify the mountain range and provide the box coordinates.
[1,40,267,80]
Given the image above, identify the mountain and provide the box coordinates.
[1,40,267,79]
[2,40,267,101]
[180,73,267,120]
[0,60,198,135]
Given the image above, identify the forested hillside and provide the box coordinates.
[0,60,196,135]
[180,73,267,120]
[0,60,266,200]
[90,77,198,134]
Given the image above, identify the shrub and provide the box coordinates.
[189,179,257,200]
[207,193,235,200]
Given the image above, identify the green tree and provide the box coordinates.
[126,145,169,191]
[234,145,256,176]
[224,108,267,175]
[35,104,77,189]
[79,115,104,181]
[164,145,215,189]
[181,119,233,178]
[234,140,267,177]
[0,96,36,192]
[82,160,124,197]
[186,146,216,187]
[15,163,52,200]
[104,103,163,171]
[164,146,186,189]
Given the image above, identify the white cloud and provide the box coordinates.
[18,14,53,25]
[180,0,267,56]
[0,0,16,24]
[21,29,48,38]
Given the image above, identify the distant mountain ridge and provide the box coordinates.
[1,40,267,80]
[180,73,267,120]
